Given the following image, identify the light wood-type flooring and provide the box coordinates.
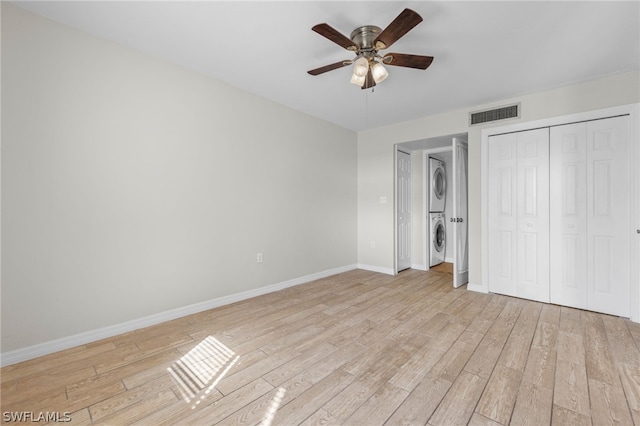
[2,269,640,425]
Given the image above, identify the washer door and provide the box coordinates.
[434,221,445,252]
[432,167,446,200]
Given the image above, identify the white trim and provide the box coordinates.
[467,282,488,294]
[393,146,398,274]
[630,103,640,322]
[0,264,358,367]
[481,103,640,322]
[357,263,395,275]
[423,151,428,269]
[411,263,428,271]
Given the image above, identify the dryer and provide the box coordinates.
[429,212,446,266]
[429,157,446,212]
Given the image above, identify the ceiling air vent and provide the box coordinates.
[469,103,520,126]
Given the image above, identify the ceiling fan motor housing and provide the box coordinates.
[350,25,382,51]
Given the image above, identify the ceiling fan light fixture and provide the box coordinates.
[308,9,432,90]
[350,73,365,86]
[371,61,389,83]
[353,56,369,78]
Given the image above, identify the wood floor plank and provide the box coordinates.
[626,320,640,352]
[428,371,487,426]
[510,383,554,426]
[553,358,590,417]
[468,412,504,426]
[178,378,274,425]
[618,363,640,424]
[322,366,398,422]
[556,331,586,365]
[270,369,354,425]
[345,382,409,425]
[521,344,556,390]
[2,269,639,425]
[385,375,452,425]
[388,343,445,391]
[298,408,337,426]
[430,340,478,384]
[262,342,337,387]
[602,315,640,368]
[463,337,507,380]
[91,387,178,425]
[559,306,584,336]
[583,311,622,387]
[588,378,634,425]
[551,404,592,426]
[498,334,533,372]
[476,364,522,425]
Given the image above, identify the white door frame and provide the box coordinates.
[479,103,640,322]
[394,134,468,275]
[452,137,469,288]
[395,149,412,273]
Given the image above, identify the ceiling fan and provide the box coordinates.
[307,8,434,90]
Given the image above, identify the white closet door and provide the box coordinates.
[488,133,518,297]
[515,128,550,302]
[452,137,469,288]
[586,116,630,317]
[550,116,630,317]
[488,128,549,302]
[550,123,588,309]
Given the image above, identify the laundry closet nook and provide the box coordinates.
[396,134,469,288]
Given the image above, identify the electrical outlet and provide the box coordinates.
[370,241,376,248]
[257,253,263,263]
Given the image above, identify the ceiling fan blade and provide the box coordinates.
[307,60,352,76]
[312,23,359,51]
[374,8,423,50]
[383,53,434,70]
[361,68,376,90]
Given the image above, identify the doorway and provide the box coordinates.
[395,133,469,287]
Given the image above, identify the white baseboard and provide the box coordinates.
[356,263,395,275]
[0,264,357,367]
[411,263,428,271]
[467,282,488,294]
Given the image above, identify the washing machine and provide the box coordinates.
[429,212,446,267]
[429,157,446,212]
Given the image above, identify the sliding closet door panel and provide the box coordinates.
[587,116,630,317]
[516,128,550,302]
[488,133,517,297]
[488,128,549,302]
[550,123,587,309]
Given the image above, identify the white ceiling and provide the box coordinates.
[12,1,640,131]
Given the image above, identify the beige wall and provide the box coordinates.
[357,70,640,282]
[1,4,357,354]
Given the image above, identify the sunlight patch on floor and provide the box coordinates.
[166,335,239,409]
[260,387,287,426]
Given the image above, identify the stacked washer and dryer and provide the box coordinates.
[429,157,447,267]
